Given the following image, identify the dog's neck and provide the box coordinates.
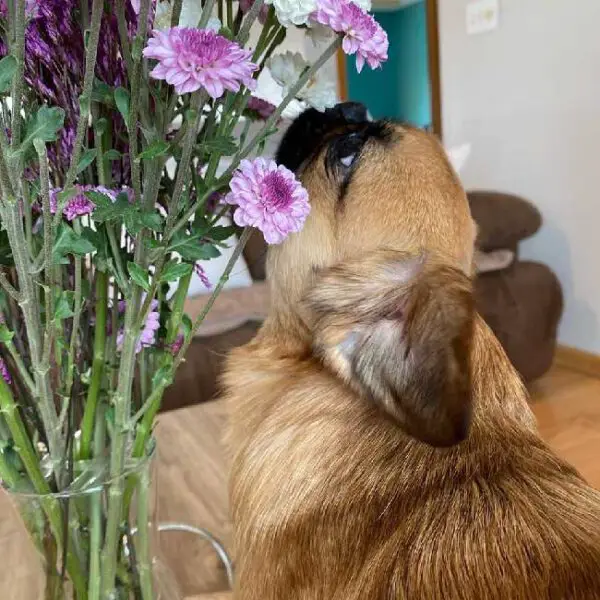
[255,306,536,435]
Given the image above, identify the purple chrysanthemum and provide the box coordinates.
[0,357,11,385]
[246,95,277,120]
[117,300,160,354]
[313,0,388,72]
[143,27,258,97]
[224,158,310,245]
[49,185,96,221]
[194,264,212,289]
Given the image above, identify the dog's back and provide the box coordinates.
[225,318,600,600]
[224,106,600,599]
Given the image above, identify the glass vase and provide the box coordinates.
[0,441,181,599]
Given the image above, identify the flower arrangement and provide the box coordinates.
[0,0,387,598]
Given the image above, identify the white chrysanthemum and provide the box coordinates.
[265,0,317,27]
[268,51,337,111]
[354,0,372,10]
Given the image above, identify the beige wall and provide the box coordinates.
[439,0,600,354]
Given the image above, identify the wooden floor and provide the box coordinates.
[1,364,599,599]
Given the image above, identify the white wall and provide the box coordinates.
[439,0,600,354]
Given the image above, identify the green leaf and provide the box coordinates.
[139,211,163,232]
[94,118,108,135]
[91,80,114,105]
[53,222,96,262]
[127,262,150,292]
[202,135,238,156]
[104,149,122,161]
[0,55,17,94]
[21,106,65,150]
[152,364,173,390]
[54,291,75,320]
[181,314,193,340]
[114,87,130,124]
[0,323,14,343]
[159,261,192,283]
[136,140,169,161]
[76,148,97,174]
[206,225,236,242]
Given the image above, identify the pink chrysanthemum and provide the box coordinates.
[224,158,310,245]
[49,185,96,221]
[0,357,11,385]
[313,0,388,72]
[194,264,212,289]
[143,27,258,98]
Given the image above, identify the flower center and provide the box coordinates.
[260,172,293,212]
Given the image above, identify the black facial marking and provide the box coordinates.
[276,103,393,176]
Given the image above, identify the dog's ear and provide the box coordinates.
[304,250,475,447]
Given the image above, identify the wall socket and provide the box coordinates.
[466,0,499,35]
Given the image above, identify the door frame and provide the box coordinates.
[336,0,443,139]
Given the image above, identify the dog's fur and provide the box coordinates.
[222,105,600,599]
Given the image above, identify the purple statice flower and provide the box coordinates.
[224,158,310,245]
[194,264,211,289]
[167,333,184,356]
[0,357,11,385]
[117,300,161,354]
[313,0,388,72]
[143,27,258,97]
[246,95,277,120]
[48,185,96,221]
[239,0,269,24]
[205,191,225,214]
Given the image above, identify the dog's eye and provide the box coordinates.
[332,133,364,171]
[340,154,356,168]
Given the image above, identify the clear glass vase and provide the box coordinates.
[0,441,181,600]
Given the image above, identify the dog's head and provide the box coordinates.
[269,103,477,447]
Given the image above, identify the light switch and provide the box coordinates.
[466,0,499,35]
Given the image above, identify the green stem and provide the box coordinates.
[79,271,108,460]
[99,282,142,596]
[126,0,152,207]
[0,379,88,599]
[3,338,35,396]
[1,203,63,478]
[199,0,216,27]
[64,0,104,191]
[65,222,84,400]
[226,0,233,29]
[171,0,184,26]
[131,228,253,461]
[237,0,265,44]
[135,461,154,600]
[87,404,105,600]
[115,0,134,78]
[9,0,25,151]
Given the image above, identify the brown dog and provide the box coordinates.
[222,104,600,599]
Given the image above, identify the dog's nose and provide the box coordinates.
[334,102,368,124]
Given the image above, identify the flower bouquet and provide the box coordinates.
[0,0,387,597]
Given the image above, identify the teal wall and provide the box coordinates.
[346,1,432,128]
